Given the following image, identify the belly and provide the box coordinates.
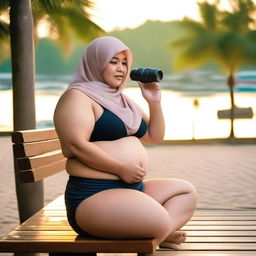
[66,136,149,180]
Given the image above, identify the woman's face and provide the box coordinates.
[102,51,128,89]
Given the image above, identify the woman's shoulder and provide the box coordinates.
[63,88,93,101]
[57,88,95,109]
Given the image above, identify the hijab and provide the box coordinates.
[65,36,142,135]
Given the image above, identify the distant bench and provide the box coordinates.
[1,128,256,256]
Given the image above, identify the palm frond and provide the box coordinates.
[172,47,213,71]
[0,40,10,62]
[214,32,248,71]
[243,30,256,64]
[31,0,104,52]
[169,37,195,50]
[31,0,47,26]
[198,1,220,31]
[170,32,216,71]
[35,0,93,16]
[175,19,206,34]
[0,0,9,14]
[0,20,9,41]
[222,0,256,32]
[45,14,75,54]
[61,8,105,42]
[43,6,104,53]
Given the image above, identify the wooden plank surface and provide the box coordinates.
[12,128,58,143]
[13,139,61,158]
[1,194,256,254]
[17,150,64,170]
[157,251,256,256]
[19,158,66,182]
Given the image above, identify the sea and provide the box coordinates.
[1,70,256,140]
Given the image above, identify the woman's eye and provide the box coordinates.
[122,62,127,65]
[110,61,117,64]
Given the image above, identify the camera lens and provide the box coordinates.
[130,68,163,83]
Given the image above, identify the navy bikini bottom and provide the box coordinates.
[65,175,145,237]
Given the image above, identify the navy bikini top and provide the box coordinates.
[89,107,148,142]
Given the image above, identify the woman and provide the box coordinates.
[54,36,197,249]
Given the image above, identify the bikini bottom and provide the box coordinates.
[65,175,145,237]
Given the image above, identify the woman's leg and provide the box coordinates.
[75,188,172,244]
[143,178,197,246]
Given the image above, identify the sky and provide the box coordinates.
[87,0,232,32]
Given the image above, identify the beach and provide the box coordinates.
[1,135,256,244]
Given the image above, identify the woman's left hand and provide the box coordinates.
[138,82,161,103]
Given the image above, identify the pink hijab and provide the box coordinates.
[65,36,142,135]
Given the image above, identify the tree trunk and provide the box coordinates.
[10,0,44,230]
[227,73,235,138]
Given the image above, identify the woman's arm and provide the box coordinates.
[137,82,165,143]
[54,89,146,183]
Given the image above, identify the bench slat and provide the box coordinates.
[191,216,256,221]
[186,236,256,242]
[187,220,256,226]
[186,230,256,236]
[193,211,256,216]
[10,231,77,236]
[158,251,256,255]
[0,239,156,253]
[166,243,256,250]
[12,128,58,143]
[182,226,256,231]
[17,150,64,170]
[20,159,66,182]
[13,139,61,158]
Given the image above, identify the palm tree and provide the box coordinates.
[0,0,10,61]
[0,0,105,57]
[168,0,256,138]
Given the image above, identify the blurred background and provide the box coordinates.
[1,0,256,140]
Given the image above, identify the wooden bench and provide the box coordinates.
[1,128,256,256]
[0,128,157,255]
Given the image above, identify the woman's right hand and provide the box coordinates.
[119,163,147,183]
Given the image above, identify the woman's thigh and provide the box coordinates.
[75,188,171,239]
[143,178,197,205]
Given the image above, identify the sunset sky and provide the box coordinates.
[88,0,232,31]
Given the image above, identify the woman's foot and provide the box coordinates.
[160,231,187,250]
[167,230,187,243]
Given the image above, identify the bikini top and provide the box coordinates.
[89,107,148,142]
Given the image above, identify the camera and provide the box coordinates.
[130,68,163,83]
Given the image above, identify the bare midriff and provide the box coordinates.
[66,136,149,180]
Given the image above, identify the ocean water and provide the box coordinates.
[1,73,256,140]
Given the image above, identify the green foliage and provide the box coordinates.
[0,0,9,13]
[35,39,85,75]
[31,0,105,52]
[198,1,220,31]
[110,21,180,73]
[222,0,255,32]
[0,20,221,75]
[168,0,256,73]
[0,0,105,60]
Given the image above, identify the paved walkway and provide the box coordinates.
[1,136,256,247]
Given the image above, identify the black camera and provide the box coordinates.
[130,68,163,83]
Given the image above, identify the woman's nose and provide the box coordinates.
[117,63,123,71]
